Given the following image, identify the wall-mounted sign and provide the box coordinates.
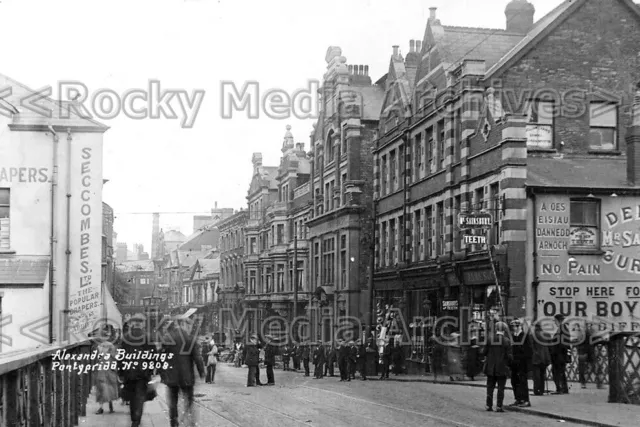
[526,125,553,149]
[458,212,493,230]
[463,268,496,285]
[463,234,486,244]
[570,227,597,249]
[536,282,640,333]
[442,300,458,311]
[0,167,50,183]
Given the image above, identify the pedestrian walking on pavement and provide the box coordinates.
[483,321,513,413]
[357,339,367,380]
[245,335,261,387]
[234,340,244,368]
[509,319,532,407]
[391,336,404,375]
[301,342,311,376]
[325,342,337,377]
[282,343,292,371]
[550,314,570,394]
[348,341,358,380]
[159,319,206,427]
[264,335,277,385]
[379,338,391,380]
[313,342,325,379]
[337,340,349,381]
[530,323,552,395]
[206,339,219,384]
[93,327,119,415]
[292,342,301,371]
[118,315,155,427]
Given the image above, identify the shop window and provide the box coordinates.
[569,199,600,251]
[589,102,617,151]
[526,99,554,149]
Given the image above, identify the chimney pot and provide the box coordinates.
[416,40,422,52]
[348,64,353,74]
[429,7,437,20]
[410,40,415,52]
[364,65,369,76]
[359,65,364,75]
[392,45,399,57]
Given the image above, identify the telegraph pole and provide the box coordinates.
[293,228,298,322]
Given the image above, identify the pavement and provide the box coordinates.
[77,364,639,427]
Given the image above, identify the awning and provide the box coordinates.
[101,285,122,326]
[179,308,198,319]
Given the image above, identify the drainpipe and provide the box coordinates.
[48,125,59,343]
[63,129,73,341]
[529,190,538,320]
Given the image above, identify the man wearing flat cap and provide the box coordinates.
[313,342,325,379]
[301,342,311,376]
[550,314,570,394]
[348,341,358,380]
[337,340,349,381]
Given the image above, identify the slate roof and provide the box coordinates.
[179,228,220,251]
[0,257,49,285]
[189,258,220,280]
[351,85,385,121]
[526,156,634,189]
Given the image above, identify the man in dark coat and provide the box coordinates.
[483,321,513,412]
[550,314,570,394]
[348,341,358,380]
[391,337,404,375]
[357,339,368,380]
[118,316,154,427]
[509,319,532,407]
[313,342,325,379]
[264,335,277,385]
[159,319,205,427]
[282,343,291,371]
[292,342,301,371]
[301,342,311,376]
[531,323,552,395]
[325,342,337,377]
[244,335,260,387]
[337,339,349,381]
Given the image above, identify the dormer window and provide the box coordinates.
[589,102,617,151]
[526,99,554,149]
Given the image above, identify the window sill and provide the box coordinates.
[568,248,604,256]
[587,150,621,156]
[527,148,556,153]
[0,250,16,255]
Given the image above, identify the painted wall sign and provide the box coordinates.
[68,145,103,340]
[442,300,459,311]
[463,269,495,286]
[0,167,50,183]
[536,195,640,280]
[463,234,486,244]
[526,125,553,149]
[537,282,640,333]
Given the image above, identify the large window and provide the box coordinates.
[415,132,423,181]
[0,189,9,250]
[454,110,462,163]
[438,120,445,169]
[322,237,335,285]
[426,207,433,259]
[414,210,422,261]
[390,150,397,192]
[526,99,554,149]
[381,155,388,196]
[314,242,320,286]
[389,219,396,264]
[277,224,284,244]
[437,202,445,255]
[426,127,434,174]
[276,264,284,292]
[589,102,617,151]
[570,199,600,251]
[249,271,256,294]
[340,235,347,288]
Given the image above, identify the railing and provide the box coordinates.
[0,341,93,426]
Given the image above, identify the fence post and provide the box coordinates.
[5,371,18,427]
[28,364,39,426]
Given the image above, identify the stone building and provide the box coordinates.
[243,126,313,338]
[372,0,640,373]
[306,47,384,340]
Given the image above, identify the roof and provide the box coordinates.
[526,156,636,189]
[180,228,220,251]
[164,230,187,242]
[351,85,385,121]
[190,258,220,279]
[438,26,524,73]
[0,256,49,285]
[0,74,108,131]
[484,0,578,78]
[117,260,155,273]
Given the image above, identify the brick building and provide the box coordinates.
[243,126,313,337]
[373,0,640,372]
[307,47,384,340]
[218,210,248,345]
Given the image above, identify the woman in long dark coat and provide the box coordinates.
[483,321,513,412]
[93,338,119,414]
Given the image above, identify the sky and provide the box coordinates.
[0,0,559,251]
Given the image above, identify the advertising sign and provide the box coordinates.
[526,125,553,149]
[536,195,640,280]
[536,282,640,333]
[67,142,103,341]
[458,212,492,230]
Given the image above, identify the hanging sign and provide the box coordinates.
[458,212,493,230]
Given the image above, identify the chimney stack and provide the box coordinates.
[359,65,364,75]
[627,83,640,185]
[364,65,369,76]
[348,64,354,74]
[410,40,415,52]
[505,0,535,34]
[416,40,422,52]
[151,212,160,259]
[252,153,263,170]
[429,7,437,21]
[392,45,399,57]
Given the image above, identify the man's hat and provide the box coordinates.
[510,319,522,326]
[554,314,565,322]
[130,313,145,322]
[348,340,355,345]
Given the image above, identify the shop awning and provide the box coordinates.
[102,285,122,324]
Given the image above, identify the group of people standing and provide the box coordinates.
[91,314,207,427]
[482,314,602,414]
